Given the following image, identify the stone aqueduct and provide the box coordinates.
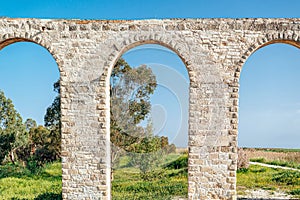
[0,18,299,199]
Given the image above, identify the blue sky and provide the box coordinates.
[2,0,300,19]
[240,44,300,148]
[0,0,300,148]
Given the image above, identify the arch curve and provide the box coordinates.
[0,36,62,73]
[105,39,192,86]
[236,32,300,78]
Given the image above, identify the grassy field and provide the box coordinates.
[1,148,300,199]
[237,148,300,198]
[237,165,300,197]
[112,153,188,200]
[245,148,300,164]
[0,162,62,200]
[244,148,300,169]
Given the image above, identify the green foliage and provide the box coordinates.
[250,157,266,163]
[0,90,26,164]
[0,162,31,178]
[289,188,300,195]
[44,80,61,160]
[237,164,300,197]
[0,161,62,199]
[26,156,41,174]
[110,58,157,167]
[129,136,164,180]
[267,160,300,169]
[0,133,15,162]
[237,168,249,173]
[164,154,188,170]
[250,157,300,170]
[29,125,59,165]
[34,192,62,200]
[112,179,187,200]
[272,171,300,185]
[111,58,156,125]
[112,153,188,200]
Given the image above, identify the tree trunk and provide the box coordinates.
[9,149,15,165]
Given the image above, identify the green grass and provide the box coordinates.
[0,162,62,200]
[2,152,300,199]
[237,165,300,198]
[112,153,188,200]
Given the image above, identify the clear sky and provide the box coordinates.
[240,44,300,148]
[0,0,300,148]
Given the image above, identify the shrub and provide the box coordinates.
[289,189,300,195]
[34,192,62,200]
[237,167,249,173]
[250,157,266,163]
[237,148,249,170]
[272,171,300,185]
[26,156,41,174]
[164,154,188,169]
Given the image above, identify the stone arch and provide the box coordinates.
[0,36,65,139]
[0,36,63,73]
[236,32,300,78]
[103,38,191,198]
[105,39,192,84]
[0,35,64,195]
[233,34,300,196]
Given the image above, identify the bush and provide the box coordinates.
[289,188,300,195]
[26,156,41,174]
[250,157,266,163]
[164,154,188,169]
[34,192,62,200]
[237,167,249,173]
[272,171,300,185]
[237,148,249,170]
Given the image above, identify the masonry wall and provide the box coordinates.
[0,18,299,200]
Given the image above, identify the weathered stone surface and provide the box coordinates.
[0,17,299,200]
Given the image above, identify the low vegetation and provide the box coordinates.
[0,148,299,199]
[112,153,188,200]
[237,148,300,198]
[0,161,62,199]
[250,157,300,169]
[237,164,300,198]
[244,148,300,164]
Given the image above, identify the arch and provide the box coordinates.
[105,39,191,199]
[106,39,191,83]
[235,38,300,197]
[0,37,63,198]
[235,33,300,78]
[0,37,62,73]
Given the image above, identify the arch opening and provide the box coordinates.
[237,42,300,199]
[0,40,62,199]
[109,43,190,199]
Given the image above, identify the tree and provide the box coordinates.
[43,80,61,160]
[25,118,37,132]
[44,80,60,129]
[128,121,163,180]
[110,58,157,167]
[0,91,26,164]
